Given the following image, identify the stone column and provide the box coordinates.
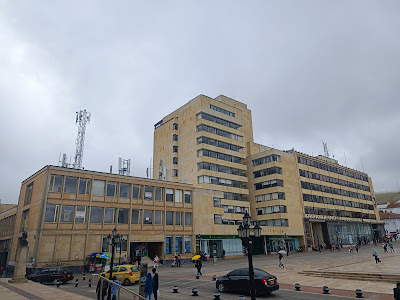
[8,245,28,283]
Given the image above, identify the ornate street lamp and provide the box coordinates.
[106,227,121,300]
[196,234,202,254]
[237,214,262,300]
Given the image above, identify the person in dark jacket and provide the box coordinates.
[152,268,159,300]
[195,258,202,275]
[394,282,400,300]
[96,277,108,300]
[144,272,154,300]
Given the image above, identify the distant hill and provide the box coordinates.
[376,192,400,204]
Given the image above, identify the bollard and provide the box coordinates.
[213,292,221,299]
[195,274,200,279]
[212,275,217,281]
[75,278,79,287]
[294,283,301,291]
[322,286,329,294]
[88,279,92,288]
[172,285,179,293]
[192,288,198,296]
[239,296,246,300]
[355,289,363,298]
[83,274,86,281]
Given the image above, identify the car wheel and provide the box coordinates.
[123,279,130,286]
[217,282,225,293]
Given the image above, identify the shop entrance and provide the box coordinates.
[130,242,162,262]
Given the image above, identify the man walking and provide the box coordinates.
[152,268,159,300]
[195,258,202,275]
[111,276,121,300]
[394,282,400,300]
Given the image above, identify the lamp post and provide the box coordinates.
[316,233,320,252]
[196,234,202,254]
[237,213,262,300]
[106,227,121,300]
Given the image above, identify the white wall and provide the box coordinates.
[384,218,400,233]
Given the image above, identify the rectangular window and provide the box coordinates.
[90,207,103,223]
[184,236,191,253]
[173,146,178,153]
[173,169,178,177]
[143,210,153,224]
[173,123,178,130]
[213,198,221,207]
[49,175,63,192]
[210,104,235,117]
[119,183,130,198]
[120,235,127,251]
[166,189,173,202]
[92,180,105,196]
[155,187,164,201]
[165,236,173,254]
[24,183,33,205]
[131,210,140,224]
[173,157,178,164]
[106,182,117,197]
[60,205,74,222]
[21,210,29,231]
[214,214,222,224]
[166,211,173,225]
[44,204,59,222]
[75,206,87,223]
[184,212,191,225]
[64,177,77,194]
[144,186,154,200]
[184,191,191,203]
[118,209,129,224]
[154,211,162,225]
[175,190,182,202]
[132,185,142,199]
[102,236,111,252]
[78,178,90,195]
[175,212,181,225]
[104,208,115,223]
[173,134,178,141]
[175,236,183,254]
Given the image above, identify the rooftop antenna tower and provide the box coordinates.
[322,140,330,158]
[74,109,91,169]
[118,157,131,176]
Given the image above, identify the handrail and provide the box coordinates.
[92,274,146,300]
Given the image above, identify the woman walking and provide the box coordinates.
[372,247,381,263]
[278,253,284,269]
[144,272,154,300]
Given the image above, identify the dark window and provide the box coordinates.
[144,186,154,200]
[166,189,173,201]
[120,183,130,198]
[173,134,178,141]
[118,209,129,224]
[173,157,178,164]
[173,123,178,130]
[78,178,90,195]
[107,182,117,197]
[24,183,33,205]
[173,146,178,153]
[143,210,152,224]
[132,185,142,199]
[64,177,77,194]
[49,175,63,192]
[173,169,178,177]
[184,191,191,203]
[166,211,173,225]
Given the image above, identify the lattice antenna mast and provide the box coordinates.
[74,109,91,169]
[322,140,330,158]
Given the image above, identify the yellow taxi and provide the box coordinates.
[99,264,140,286]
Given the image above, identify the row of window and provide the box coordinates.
[44,204,192,225]
[210,104,235,118]
[196,124,243,142]
[258,219,289,227]
[257,205,286,215]
[24,183,33,205]
[197,162,246,177]
[165,236,192,254]
[297,156,369,182]
[0,215,15,237]
[304,206,376,220]
[299,169,370,192]
[197,112,241,130]
[302,194,375,210]
[255,192,285,203]
[197,136,243,152]
[223,192,248,202]
[255,179,284,191]
[0,239,11,252]
[254,167,282,178]
[252,154,281,167]
[198,175,247,189]
[212,199,248,214]
[49,175,191,202]
[198,149,243,164]
[300,181,372,201]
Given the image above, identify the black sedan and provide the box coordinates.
[216,268,279,296]
[27,267,74,284]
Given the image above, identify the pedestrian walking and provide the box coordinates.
[389,242,395,252]
[144,272,154,300]
[153,255,159,269]
[0,265,4,277]
[278,253,284,268]
[152,268,159,300]
[355,244,359,253]
[111,276,121,300]
[383,243,388,253]
[394,282,400,300]
[137,252,142,268]
[349,245,353,253]
[372,247,381,263]
[177,254,181,267]
[195,258,202,275]
[96,277,108,300]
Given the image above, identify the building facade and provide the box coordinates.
[3,166,197,270]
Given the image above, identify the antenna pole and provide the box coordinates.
[344,152,348,167]
[360,157,365,173]
[322,140,330,158]
[74,109,91,169]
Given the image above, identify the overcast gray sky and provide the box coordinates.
[1,1,400,204]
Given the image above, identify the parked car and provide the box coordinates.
[99,264,139,286]
[216,268,279,296]
[27,267,74,284]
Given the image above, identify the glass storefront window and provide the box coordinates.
[165,236,173,254]
[185,236,191,253]
[175,236,183,254]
